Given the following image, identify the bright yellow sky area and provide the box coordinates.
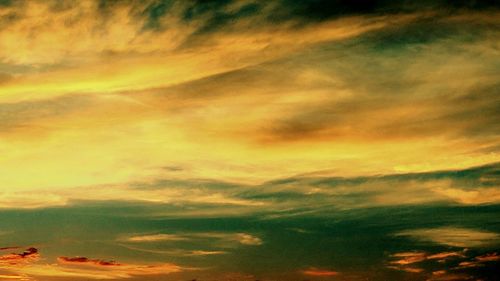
[0,1,498,206]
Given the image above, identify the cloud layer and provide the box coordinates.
[0,1,498,194]
[0,1,499,280]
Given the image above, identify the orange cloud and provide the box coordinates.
[0,274,30,280]
[56,256,182,276]
[426,252,465,261]
[456,252,500,269]
[58,257,121,267]
[390,252,427,265]
[388,251,465,274]
[475,252,500,262]
[0,248,39,266]
[0,247,183,280]
[301,267,338,276]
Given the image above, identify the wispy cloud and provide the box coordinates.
[122,232,263,247]
[0,1,498,197]
[0,248,39,266]
[124,234,189,242]
[0,162,498,217]
[456,252,500,269]
[386,249,485,277]
[0,1,499,280]
[301,267,338,276]
[116,244,228,257]
[395,227,500,248]
[388,250,466,272]
[0,247,183,280]
[389,252,427,265]
[0,274,30,280]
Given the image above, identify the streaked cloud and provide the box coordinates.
[123,232,262,246]
[301,267,338,276]
[385,249,496,278]
[0,163,498,217]
[0,1,498,196]
[0,248,39,266]
[456,252,500,269]
[387,266,424,274]
[57,257,122,266]
[432,187,500,205]
[0,1,499,280]
[0,247,21,251]
[185,232,263,246]
[9,262,182,280]
[124,234,188,242]
[234,233,263,246]
[427,252,466,261]
[395,227,500,248]
[388,250,466,274]
[0,274,29,280]
[389,252,427,265]
[116,244,228,257]
[0,183,265,209]
[0,248,183,280]
[427,273,473,281]
[475,252,500,262]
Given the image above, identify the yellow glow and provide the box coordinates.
[0,2,497,208]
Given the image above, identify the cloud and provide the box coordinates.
[1,252,183,280]
[58,257,121,267]
[0,247,21,251]
[387,250,474,277]
[0,274,31,280]
[432,187,500,205]
[301,267,338,276]
[389,252,427,265]
[118,231,261,258]
[269,0,499,23]
[0,248,39,266]
[0,72,11,84]
[116,244,228,257]
[0,2,498,280]
[427,273,473,281]
[124,234,189,242]
[427,252,466,261]
[0,244,184,279]
[262,29,500,145]
[56,256,183,277]
[395,227,500,247]
[124,232,263,246]
[184,232,264,246]
[0,162,498,216]
[234,233,263,246]
[1,2,498,197]
[475,252,500,262]
[0,94,95,133]
[387,248,500,279]
[0,181,265,210]
[187,250,227,256]
[388,250,466,273]
[387,266,424,273]
[456,252,500,269]
[0,0,395,103]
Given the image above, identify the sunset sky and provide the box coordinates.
[0,1,499,280]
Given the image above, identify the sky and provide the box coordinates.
[0,0,499,280]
